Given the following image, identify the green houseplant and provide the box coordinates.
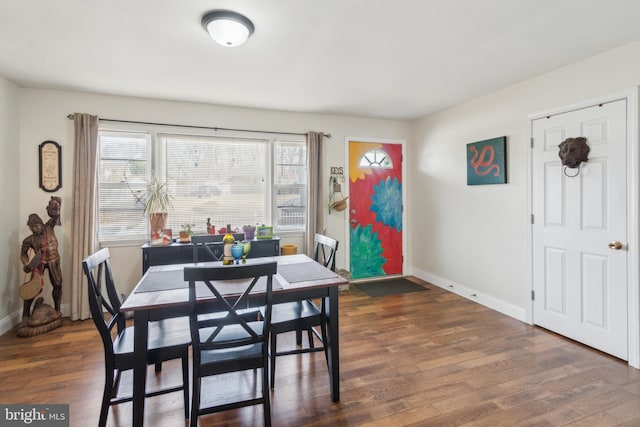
[179,223,195,243]
[144,173,174,232]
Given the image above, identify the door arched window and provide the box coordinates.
[359,149,393,168]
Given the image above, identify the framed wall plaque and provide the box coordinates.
[39,140,62,192]
[466,136,507,185]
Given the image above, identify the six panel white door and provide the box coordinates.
[531,99,628,360]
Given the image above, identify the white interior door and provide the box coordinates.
[531,99,628,360]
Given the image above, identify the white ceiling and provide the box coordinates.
[2,0,640,120]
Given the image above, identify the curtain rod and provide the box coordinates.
[66,114,331,139]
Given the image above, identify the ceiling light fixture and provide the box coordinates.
[202,10,254,47]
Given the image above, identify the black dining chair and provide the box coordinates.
[82,248,190,427]
[192,233,260,322]
[192,233,243,262]
[191,234,226,262]
[265,233,338,388]
[185,261,277,427]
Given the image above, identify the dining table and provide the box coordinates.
[120,253,347,427]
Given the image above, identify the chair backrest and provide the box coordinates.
[82,248,125,358]
[184,261,277,355]
[191,234,245,262]
[313,233,339,272]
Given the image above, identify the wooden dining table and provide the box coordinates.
[120,253,347,426]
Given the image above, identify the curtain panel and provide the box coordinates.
[69,113,99,320]
[305,131,324,256]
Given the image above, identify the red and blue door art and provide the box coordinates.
[466,136,507,185]
[348,141,403,280]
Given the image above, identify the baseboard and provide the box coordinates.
[0,303,70,337]
[410,267,527,323]
[0,310,22,336]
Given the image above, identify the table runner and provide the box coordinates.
[134,269,185,293]
[277,261,339,283]
[135,269,283,293]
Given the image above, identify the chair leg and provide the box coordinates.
[100,364,114,427]
[181,350,189,419]
[111,369,122,399]
[262,365,271,427]
[307,328,315,349]
[295,329,303,345]
[270,332,277,389]
[190,375,200,427]
[321,298,329,364]
[320,318,329,366]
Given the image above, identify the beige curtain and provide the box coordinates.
[69,113,99,320]
[305,131,324,256]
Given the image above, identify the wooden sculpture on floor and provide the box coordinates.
[17,196,63,337]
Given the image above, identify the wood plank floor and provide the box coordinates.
[1,277,639,426]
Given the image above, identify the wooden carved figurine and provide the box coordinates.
[17,196,63,337]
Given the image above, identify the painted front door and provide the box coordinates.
[531,99,628,359]
[348,140,403,279]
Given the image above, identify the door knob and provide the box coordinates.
[608,241,623,250]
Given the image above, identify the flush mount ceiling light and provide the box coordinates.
[202,10,255,47]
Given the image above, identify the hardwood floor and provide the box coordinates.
[1,277,639,426]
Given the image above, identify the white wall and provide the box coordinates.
[13,89,410,317]
[6,39,640,331]
[409,40,640,320]
[0,76,20,325]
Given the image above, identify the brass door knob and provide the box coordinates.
[608,241,623,250]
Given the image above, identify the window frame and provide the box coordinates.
[97,122,307,245]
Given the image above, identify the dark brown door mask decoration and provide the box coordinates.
[558,137,589,176]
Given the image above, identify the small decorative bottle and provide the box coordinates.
[223,224,235,265]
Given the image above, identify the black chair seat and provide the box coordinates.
[270,300,322,331]
[113,317,191,356]
[200,342,264,367]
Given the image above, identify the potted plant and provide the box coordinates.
[179,223,195,243]
[242,224,256,240]
[143,173,174,232]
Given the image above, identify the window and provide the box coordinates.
[98,131,150,241]
[359,148,393,168]
[98,125,306,243]
[162,133,269,235]
[274,141,307,231]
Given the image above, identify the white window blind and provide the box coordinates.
[98,131,150,242]
[97,126,307,243]
[161,134,269,233]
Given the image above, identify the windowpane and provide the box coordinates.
[98,131,150,242]
[162,134,268,233]
[359,148,393,168]
[97,128,307,243]
[275,142,307,184]
[274,141,306,231]
[275,185,306,230]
